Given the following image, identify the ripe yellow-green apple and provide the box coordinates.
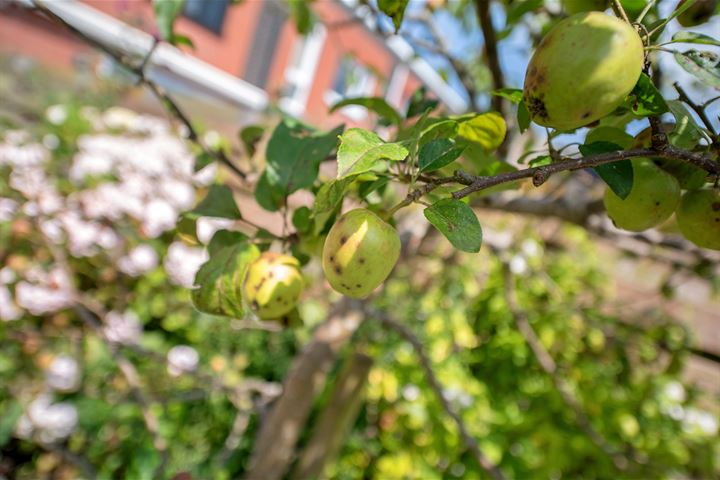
[523,12,643,131]
[322,208,400,298]
[676,0,718,27]
[562,0,607,14]
[676,188,720,250]
[242,252,304,319]
[603,159,681,231]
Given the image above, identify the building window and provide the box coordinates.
[184,0,229,34]
[243,1,288,88]
[324,56,377,121]
[278,23,327,117]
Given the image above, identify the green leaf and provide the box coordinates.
[629,73,668,117]
[517,100,531,133]
[585,126,634,149]
[207,229,249,256]
[170,33,194,48]
[674,50,720,88]
[191,241,260,318]
[330,97,403,125]
[670,31,720,47]
[336,128,408,179]
[456,112,507,151]
[254,170,286,212]
[491,88,523,104]
[259,120,343,209]
[188,185,242,220]
[292,206,312,233]
[0,400,22,447]
[378,0,409,32]
[239,124,265,157]
[424,199,482,253]
[312,177,355,234]
[152,0,185,41]
[194,151,213,172]
[506,0,542,25]
[419,120,459,145]
[288,0,313,34]
[406,87,439,118]
[667,100,707,149]
[419,139,466,173]
[579,142,633,199]
[528,155,552,168]
[358,176,390,199]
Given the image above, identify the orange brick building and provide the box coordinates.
[0,0,467,127]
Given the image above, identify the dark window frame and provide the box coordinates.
[183,0,229,35]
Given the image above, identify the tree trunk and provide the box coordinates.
[292,353,373,480]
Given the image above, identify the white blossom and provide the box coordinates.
[509,255,528,275]
[142,199,178,238]
[118,244,159,277]
[46,105,68,125]
[196,217,235,244]
[164,241,208,288]
[103,310,142,345]
[0,197,18,221]
[101,106,137,130]
[46,355,81,393]
[42,133,60,150]
[167,345,199,377]
[15,268,74,315]
[17,394,78,444]
[0,286,22,321]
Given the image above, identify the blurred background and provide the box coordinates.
[0,0,718,479]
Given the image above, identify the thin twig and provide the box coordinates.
[635,0,657,23]
[674,82,718,136]
[373,310,506,480]
[403,11,479,108]
[612,0,631,24]
[475,0,505,114]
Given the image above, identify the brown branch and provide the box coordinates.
[292,353,373,480]
[30,0,247,180]
[475,0,505,113]
[373,310,506,480]
[244,299,364,480]
[451,146,719,199]
[389,145,718,214]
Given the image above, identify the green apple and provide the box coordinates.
[562,0,607,14]
[677,0,718,27]
[676,188,720,250]
[322,209,400,298]
[604,159,681,231]
[242,252,304,319]
[523,12,644,131]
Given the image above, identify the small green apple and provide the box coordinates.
[242,252,304,319]
[322,209,400,298]
[604,159,681,231]
[676,188,720,250]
